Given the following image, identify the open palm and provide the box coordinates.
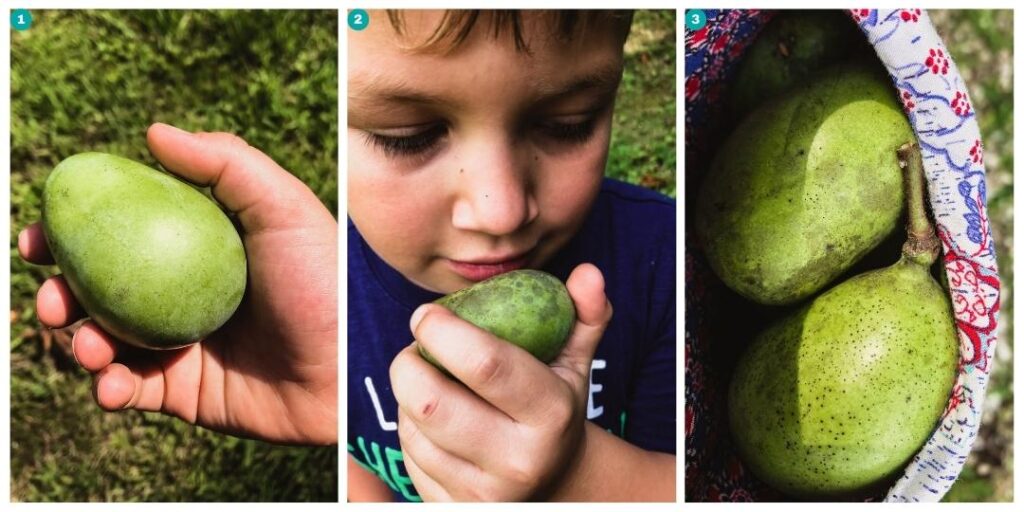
[18,123,338,445]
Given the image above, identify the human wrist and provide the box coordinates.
[544,421,676,501]
[541,419,597,501]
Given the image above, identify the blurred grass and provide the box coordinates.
[928,9,1013,503]
[607,10,676,198]
[11,10,338,502]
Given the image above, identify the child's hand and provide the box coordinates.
[18,123,338,445]
[389,263,612,501]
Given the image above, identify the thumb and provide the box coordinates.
[146,122,329,233]
[552,263,613,380]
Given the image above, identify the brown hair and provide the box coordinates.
[385,10,634,54]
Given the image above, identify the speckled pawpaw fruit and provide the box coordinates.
[696,63,914,305]
[727,143,959,499]
[418,270,575,374]
[727,260,958,497]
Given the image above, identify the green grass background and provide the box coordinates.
[11,10,338,501]
[607,10,676,197]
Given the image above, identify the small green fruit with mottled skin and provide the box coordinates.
[418,270,576,374]
[42,152,247,350]
[727,258,959,498]
[697,64,913,305]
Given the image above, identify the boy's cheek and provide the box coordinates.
[536,150,606,227]
[348,150,446,283]
[347,143,436,225]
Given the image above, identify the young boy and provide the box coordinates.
[348,10,675,501]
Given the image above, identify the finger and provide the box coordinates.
[551,263,612,382]
[410,304,565,425]
[146,123,326,233]
[398,408,476,502]
[36,275,84,328]
[91,339,202,422]
[390,343,512,464]
[94,361,167,412]
[72,320,118,372]
[17,222,55,265]
[153,344,203,423]
[402,446,454,502]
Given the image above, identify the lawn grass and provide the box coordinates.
[11,10,338,501]
[607,10,676,198]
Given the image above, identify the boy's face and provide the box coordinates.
[349,11,625,293]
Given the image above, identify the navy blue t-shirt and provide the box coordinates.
[348,178,676,502]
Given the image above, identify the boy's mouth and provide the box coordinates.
[448,252,530,282]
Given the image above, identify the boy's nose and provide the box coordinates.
[451,146,539,236]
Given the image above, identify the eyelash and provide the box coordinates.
[364,123,448,158]
[365,116,599,158]
[537,118,598,145]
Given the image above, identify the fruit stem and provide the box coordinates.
[897,142,940,267]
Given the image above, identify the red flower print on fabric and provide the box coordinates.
[952,90,973,117]
[901,89,916,113]
[851,9,872,23]
[900,9,922,22]
[925,47,950,74]
[968,139,983,165]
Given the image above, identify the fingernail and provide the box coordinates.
[155,122,189,135]
[410,305,430,333]
[16,229,26,254]
[70,329,82,367]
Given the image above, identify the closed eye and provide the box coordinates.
[536,117,599,145]
[363,123,448,157]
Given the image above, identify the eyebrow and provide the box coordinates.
[349,73,455,111]
[349,60,623,111]
[532,61,624,101]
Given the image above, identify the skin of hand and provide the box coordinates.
[18,123,338,445]
[389,263,612,501]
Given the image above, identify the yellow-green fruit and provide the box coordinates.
[697,64,913,305]
[728,10,864,116]
[728,259,959,498]
[418,270,575,374]
[42,152,247,350]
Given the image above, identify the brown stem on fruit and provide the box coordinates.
[897,142,940,267]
